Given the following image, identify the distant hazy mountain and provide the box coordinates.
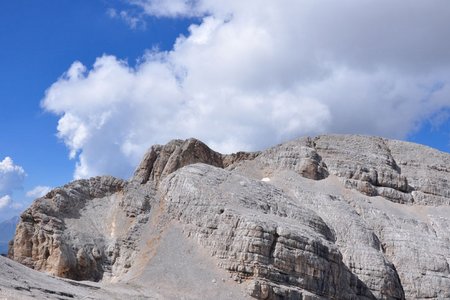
[0,216,18,255]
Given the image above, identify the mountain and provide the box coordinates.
[5,135,450,299]
[0,216,18,255]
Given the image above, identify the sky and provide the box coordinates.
[0,0,450,222]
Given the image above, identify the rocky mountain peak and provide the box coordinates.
[133,137,260,184]
[5,135,450,299]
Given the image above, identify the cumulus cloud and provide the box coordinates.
[0,157,27,218]
[0,157,26,195]
[0,194,24,222]
[26,186,52,199]
[42,0,450,179]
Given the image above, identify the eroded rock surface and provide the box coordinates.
[7,135,450,299]
[133,138,259,184]
[0,255,136,300]
[11,176,126,280]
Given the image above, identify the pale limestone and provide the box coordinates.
[8,135,450,299]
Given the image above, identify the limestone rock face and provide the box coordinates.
[313,135,411,200]
[159,165,371,299]
[8,135,450,299]
[247,137,329,180]
[11,176,125,281]
[0,255,149,300]
[133,138,259,184]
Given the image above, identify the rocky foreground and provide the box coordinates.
[4,135,450,299]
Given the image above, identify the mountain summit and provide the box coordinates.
[5,135,450,299]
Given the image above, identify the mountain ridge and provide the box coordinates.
[5,134,450,299]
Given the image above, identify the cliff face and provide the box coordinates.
[8,135,450,299]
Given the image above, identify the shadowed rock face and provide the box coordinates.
[8,135,450,299]
[10,176,126,281]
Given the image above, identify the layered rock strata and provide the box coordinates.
[9,135,450,299]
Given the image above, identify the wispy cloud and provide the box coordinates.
[107,8,146,30]
[129,0,203,17]
[26,186,52,199]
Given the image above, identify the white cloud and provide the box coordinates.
[0,195,25,222]
[42,0,450,179]
[129,0,202,17]
[0,157,27,219]
[0,195,11,210]
[0,196,23,210]
[26,186,52,199]
[107,8,146,30]
[0,157,26,195]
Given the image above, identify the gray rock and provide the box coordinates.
[0,255,153,299]
[11,176,126,280]
[7,135,450,299]
[158,164,370,299]
[233,134,450,299]
[133,138,259,184]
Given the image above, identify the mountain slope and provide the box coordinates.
[6,135,450,299]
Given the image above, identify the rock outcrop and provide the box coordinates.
[133,138,259,184]
[0,255,137,300]
[11,176,126,281]
[7,135,450,299]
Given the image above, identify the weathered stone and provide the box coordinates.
[132,137,259,184]
[8,135,450,299]
[232,137,328,180]
[11,176,125,281]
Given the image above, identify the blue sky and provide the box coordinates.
[0,0,449,222]
[0,0,193,220]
